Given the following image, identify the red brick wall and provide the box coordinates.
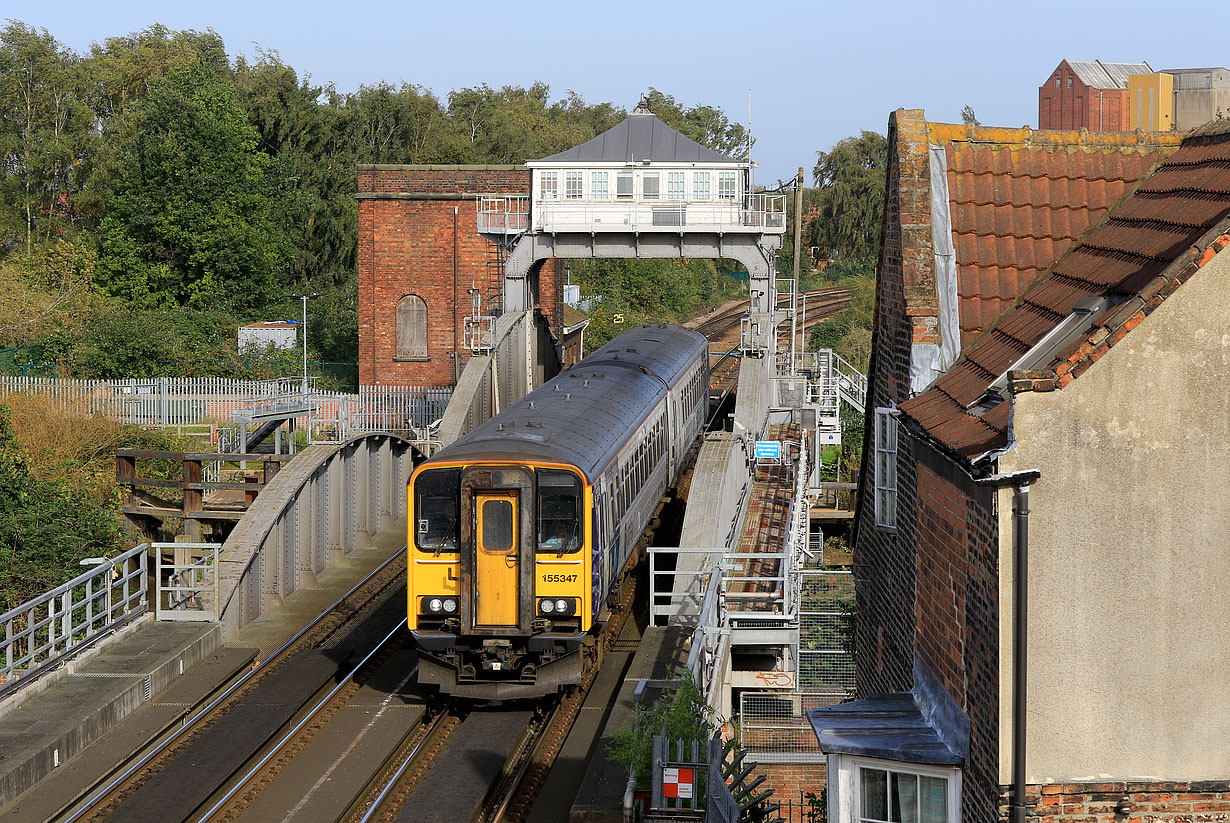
[1038,62,1131,131]
[758,763,827,809]
[1004,780,1230,821]
[356,165,561,386]
[852,108,929,706]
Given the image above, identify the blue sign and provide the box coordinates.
[754,441,782,460]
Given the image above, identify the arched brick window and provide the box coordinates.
[396,295,428,359]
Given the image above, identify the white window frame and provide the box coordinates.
[667,171,686,200]
[693,171,711,200]
[828,755,960,823]
[591,170,609,200]
[540,171,558,200]
[564,170,583,200]
[642,172,660,200]
[873,407,898,530]
[718,170,738,201]
[616,171,634,200]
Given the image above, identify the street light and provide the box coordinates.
[290,293,323,395]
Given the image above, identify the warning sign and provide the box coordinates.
[662,766,695,800]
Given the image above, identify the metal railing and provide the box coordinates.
[1,544,148,690]
[477,193,787,236]
[155,543,221,622]
[774,348,868,418]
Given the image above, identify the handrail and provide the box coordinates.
[1,544,148,695]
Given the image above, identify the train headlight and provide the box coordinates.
[421,596,458,615]
[539,598,576,617]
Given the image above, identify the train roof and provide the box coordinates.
[430,324,707,481]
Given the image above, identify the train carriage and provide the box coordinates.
[408,324,709,699]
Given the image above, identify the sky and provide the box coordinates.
[14,0,1226,184]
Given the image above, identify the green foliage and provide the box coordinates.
[809,131,888,270]
[606,671,712,788]
[0,404,124,611]
[95,59,294,311]
[644,88,751,159]
[808,274,876,372]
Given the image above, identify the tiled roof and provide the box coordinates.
[930,124,1181,349]
[536,112,739,164]
[902,122,1230,462]
[1068,60,1153,89]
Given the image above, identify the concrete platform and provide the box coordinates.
[0,525,407,819]
[0,620,222,810]
[568,626,690,823]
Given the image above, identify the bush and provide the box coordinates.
[606,670,712,787]
[0,404,126,611]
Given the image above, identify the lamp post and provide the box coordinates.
[291,293,323,395]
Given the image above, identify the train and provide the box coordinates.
[407,323,710,699]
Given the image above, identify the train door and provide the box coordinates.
[474,490,519,626]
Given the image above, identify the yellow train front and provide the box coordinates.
[407,324,709,700]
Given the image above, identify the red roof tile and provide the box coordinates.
[943,139,1177,344]
[904,123,1230,462]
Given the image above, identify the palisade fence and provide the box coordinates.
[0,376,452,446]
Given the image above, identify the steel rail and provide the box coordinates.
[63,548,406,823]
[354,707,455,823]
[193,620,408,822]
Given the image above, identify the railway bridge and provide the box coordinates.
[0,104,867,820]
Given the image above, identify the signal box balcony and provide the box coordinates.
[477,193,786,236]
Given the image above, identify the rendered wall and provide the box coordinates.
[998,247,1230,782]
[1175,89,1230,131]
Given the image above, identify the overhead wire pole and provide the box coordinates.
[291,293,323,395]
[791,166,804,375]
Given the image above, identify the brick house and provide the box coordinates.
[810,116,1230,823]
[1039,60,1152,131]
[356,165,564,386]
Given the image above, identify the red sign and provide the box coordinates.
[662,767,695,800]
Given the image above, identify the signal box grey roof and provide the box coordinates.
[536,111,741,165]
[430,325,709,483]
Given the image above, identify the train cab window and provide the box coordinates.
[415,468,460,552]
[538,469,583,554]
[481,499,515,552]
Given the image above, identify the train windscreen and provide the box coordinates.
[537,469,582,554]
[415,468,460,552]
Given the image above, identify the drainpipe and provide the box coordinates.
[973,468,1041,823]
[453,206,460,382]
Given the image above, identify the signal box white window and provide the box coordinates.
[617,171,634,200]
[540,171,558,200]
[642,172,660,200]
[693,171,711,200]
[667,171,685,200]
[718,170,738,200]
[873,407,897,529]
[565,170,583,199]
[829,756,959,823]
[591,171,609,200]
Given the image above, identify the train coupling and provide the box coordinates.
[480,639,518,672]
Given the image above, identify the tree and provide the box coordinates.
[808,131,887,270]
[961,105,980,127]
[94,59,293,311]
[0,22,95,251]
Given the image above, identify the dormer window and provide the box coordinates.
[565,170,583,200]
[541,171,558,200]
[617,171,634,200]
[642,172,660,200]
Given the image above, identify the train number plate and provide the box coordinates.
[541,574,578,583]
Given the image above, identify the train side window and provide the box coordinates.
[414,467,460,552]
[537,469,583,553]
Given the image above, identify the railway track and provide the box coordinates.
[60,551,411,823]
[694,287,851,343]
